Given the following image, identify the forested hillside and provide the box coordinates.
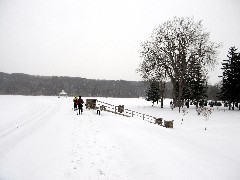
[0,72,149,97]
[0,72,218,99]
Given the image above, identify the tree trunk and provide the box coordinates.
[186,100,189,108]
[171,80,177,107]
[161,96,163,108]
[159,81,165,109]
[178,78,184,113]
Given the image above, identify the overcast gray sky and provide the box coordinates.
[0,0,240,84]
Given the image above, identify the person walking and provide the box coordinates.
[77,96,84,115]
[73,96,78,110]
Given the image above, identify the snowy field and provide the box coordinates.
[0,95,240,180]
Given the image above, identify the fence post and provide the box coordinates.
[132,111,134,117]
[143,114,145,120]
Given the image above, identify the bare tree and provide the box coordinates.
[138,17,220,112]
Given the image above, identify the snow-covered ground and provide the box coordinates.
[0,95,240,180]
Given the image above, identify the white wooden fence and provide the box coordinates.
[96,100,158,124]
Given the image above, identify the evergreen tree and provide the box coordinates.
[146,81,160,106]
[220,47,240,110]
[179,61,207,108]
[186,63,207,107]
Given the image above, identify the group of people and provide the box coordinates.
[73,96,84,115]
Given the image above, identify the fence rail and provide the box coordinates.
[96,100,157,123]
[95,100,174,128]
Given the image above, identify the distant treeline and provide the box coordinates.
[0,72,151,97]
[0,72,218,99]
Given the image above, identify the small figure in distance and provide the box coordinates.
[170,101,174,110]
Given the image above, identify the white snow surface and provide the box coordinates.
[0,95,240,180]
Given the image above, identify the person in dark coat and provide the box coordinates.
[73,96,78,110]
[77,96,84,115]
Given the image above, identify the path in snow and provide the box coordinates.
[0,96,131,179]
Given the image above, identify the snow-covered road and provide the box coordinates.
[0,95,240,180]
